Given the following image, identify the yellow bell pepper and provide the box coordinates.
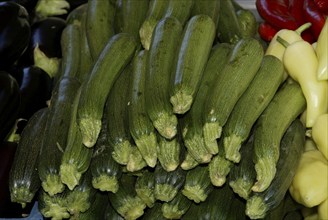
[265,23,311,80]
[278,37,328,128]
[311,113,328,160]
[289,149,328,208]
[318,199,328,220]
[316,18,328,81]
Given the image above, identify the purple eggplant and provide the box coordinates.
[0,1,31,70]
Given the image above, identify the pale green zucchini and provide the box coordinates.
[169,14,216,114]
[76,33,137,148]
[157,132,181,172]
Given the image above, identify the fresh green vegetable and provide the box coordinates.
[191,0,220,27]
[157,132,181,172]
[161,190,192,219]
[135,170,156,208]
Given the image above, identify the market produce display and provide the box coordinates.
[0,0,327,219]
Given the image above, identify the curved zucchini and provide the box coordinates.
[169,14,216,114]
[223,55,284,163]
[79,191,108,220]
[161,190,192,219]
[252,80,306,192]
[76,33,137,148]
[38,77,81,196]
[180,151,199,171]
[246,119,305,219]
[135,170,156,208]
[129,50,158,168]
[191,0,220,28]
[9,108,48,208]
[181,42,232,162]
[202,38,263,150]
[157,132,181,172]
[86,0,115,60]
[145,16,182,139]
[38,189,69,220]
[142,202,167,220]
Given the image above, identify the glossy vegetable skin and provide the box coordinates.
[0,1,31,70]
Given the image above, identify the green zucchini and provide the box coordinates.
[180,150,199,171]
[169,14,216,114]
[191,0,221,28]
[78,191,108,220]
[59,24,81,80]
[208,139,233,187]
[104,201,124,220]
[236,8,258,38]
[182,165,213,203]
[246,119,305,219]
[217,0,243,44]
[9,108,49,208]
[142,202,167,220]
[59,87,93,191]
[129,50,158,168]
[202,38,263,150]
[77,33,137,148]
[164,0,194,25]
[252,80,306,192]
[154,164,186,202]
[181,42,232,162]
[117,0,149,42]
[223,55,284,163]
[86,0,116,60]
[104,63,134,165]
[38,189,70,220]
[65,169,97,216]
[157,132,181,172]
[139,0,170,50]
[135,170,156,208]
[108,174,147,220]
[161,190,192,219]
[66,3,87,25]
[126,147,148,172]
[145,16,182,139]
[38,77,81,196]
[229,135,256,200]
[90,118,122,193]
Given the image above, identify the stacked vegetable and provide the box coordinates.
[1,0,327,219]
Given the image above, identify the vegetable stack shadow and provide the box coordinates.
[5,0,327,219]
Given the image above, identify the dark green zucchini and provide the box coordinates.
[246,119,306,219]
[191,0,220,28]
[182,165,213,203]
[108,174,147,220]
[126,146,147,172]
[161,190,192,219]
[129,50,158,168]
[154,164,186,202]
[9,108,48,208]
[104,201,124,220]
[252,80,306,192]
[38,77,81,196]
[180,150,199,171]
[135,170,156,208]
[78,191,108,220]
[157,132,181,172]
[142,202,167,220]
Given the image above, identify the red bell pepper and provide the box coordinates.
[303,0,327,39]
[258,21,279,41]
[313,0,328,15]
[256,0,299,30]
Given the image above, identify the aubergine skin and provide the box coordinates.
[0,1,31,70]
[0,71,21,142]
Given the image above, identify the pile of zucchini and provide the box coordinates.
[8,0,308,219]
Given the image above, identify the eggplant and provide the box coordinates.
[17,16,66,78]
[0,1,31,70]
[0,71,21,142]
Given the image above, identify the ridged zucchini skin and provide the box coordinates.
[135,170,156,208]
[169,14,216,114]
[251,80,306,193]
[9,108,48,208]
[78,191,108,220]
[90,119,122,193]
[229,135,256,200]
[142,202,167,220]
[217,0,243,44]
[104,64,134,166]
[139,0,170,50]
[161,190,192,219]
[108,174,147,220]
[0,71,20,142]
[86,0,115,60]
[145,16,182,139]
[164,0,194,25]
[38,77,81,196]
[191,0,220,28]
[202,38,264,150]
[59,24,81,80]
[246,119,305,219]
[104,202,125,220]
[129,50,158,168]
[76,33,137,148]
[182,165,213,203]
[154,164,186,202]
[116,0,149,42]
[157,132,181,172]
[181,43,232,162]
[223,55,284,163]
